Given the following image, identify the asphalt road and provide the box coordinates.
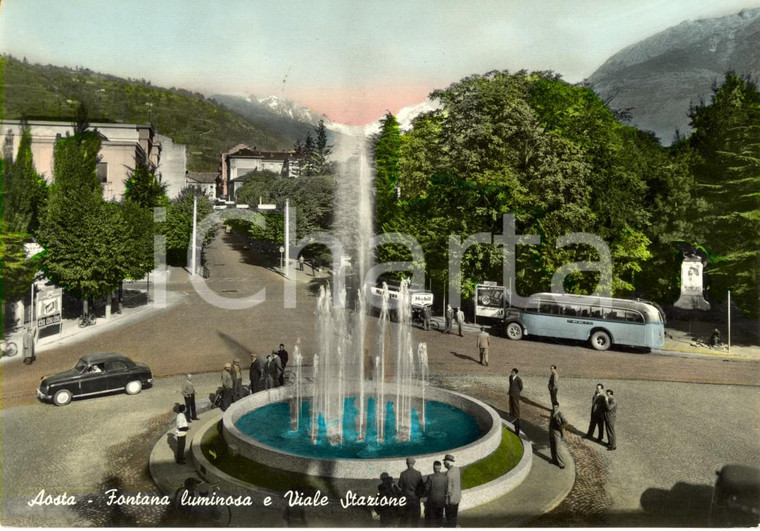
[1,229,759,527]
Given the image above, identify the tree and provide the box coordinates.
[688,72,760,315]
[123,159,168,209]
[163,186,213,265]
[36,132,124,308]
[2,125,48,235]
[372,112,401,224]
[311,119,333,175]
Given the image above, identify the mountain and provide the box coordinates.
[587,8,760,144]
[211,93,366,160]
[0,56,290,170]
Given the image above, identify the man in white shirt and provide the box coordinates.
[175,404,189,464]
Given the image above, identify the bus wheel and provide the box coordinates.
[505,322,523,341]
[590,330,611,351]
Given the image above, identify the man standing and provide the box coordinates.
[548,403,567,469]
[398,457,424,527]
[22,324,37,365]
[443,454,461,527]
[376,472,400,527]
[586,383,606,442]
[423,304,432,331]
[277,344,289,386]
[604,389,617,450]
[444,304,453,334]
[298,254,304,271]
[456,307,465,337]
[174,404,189,464]
[231,359,243,400]
[477,326,490,366]
[424,461,447,527]
[220,363,234,411]
[271,351,283,387]
[548,365,559,406]
[249,354,262,393]
[182,374,198,421]
[508,368,523,435]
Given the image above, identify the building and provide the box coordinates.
[1,120,185,201]
[185,171,220,200]
[220,144,297,200]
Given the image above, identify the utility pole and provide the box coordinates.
[728,290,731,355]
[284,198,290,278]
[191,195,197,276]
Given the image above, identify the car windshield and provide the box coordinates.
[74,359,88,372]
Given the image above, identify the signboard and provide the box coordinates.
[36,288,63,331]
[368,285,434,308]
[476,284,507,318]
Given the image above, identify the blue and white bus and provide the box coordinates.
[504,292,665,351]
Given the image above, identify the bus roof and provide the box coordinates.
[529,292,664,321]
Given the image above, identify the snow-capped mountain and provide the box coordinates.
[587,7,760,143]
[254,95,327,127]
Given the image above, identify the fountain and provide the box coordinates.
[206,140,526,491]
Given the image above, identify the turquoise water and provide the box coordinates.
[235,398,482,459]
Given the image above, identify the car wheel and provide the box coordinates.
[590,330,612,351]
[505,322,524,341]
[53,389,72,406]
[125,380,143,395]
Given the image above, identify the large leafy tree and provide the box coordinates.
[37,131,127,306]
[688,72,760,315]
[380,70,668,302]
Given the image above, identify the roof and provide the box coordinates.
[186,171,220,184]
[80,352,128,363]
[225,144,294,160]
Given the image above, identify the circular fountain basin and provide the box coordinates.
[223,383,503,479]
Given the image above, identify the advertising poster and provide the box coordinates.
[1,1,759,528]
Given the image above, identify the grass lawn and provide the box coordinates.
[201,424,522,492]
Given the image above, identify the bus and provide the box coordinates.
[503,292,665,351]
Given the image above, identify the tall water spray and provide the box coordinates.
[297,140,430,446]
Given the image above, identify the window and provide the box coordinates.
[107,360,128,372]
[625,311,644,323]
[96,162,108,183]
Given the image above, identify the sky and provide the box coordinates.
[1,0,759,124]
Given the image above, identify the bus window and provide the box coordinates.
[580,308,589,317]
[539,302,554,314]
[525,299,540,313]
[604,309,620,320]
[625,311,644,323]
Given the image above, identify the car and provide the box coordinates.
[709,464,760,527]
[37,352,153,406]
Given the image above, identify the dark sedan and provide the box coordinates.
[37,352,153,406]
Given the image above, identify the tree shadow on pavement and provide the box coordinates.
[638,482,713,526]
[216,331,253,359]
[451,351,481,364]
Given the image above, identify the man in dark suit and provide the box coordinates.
[548,365,559,406]
[604,389,617,450]
[586,383,606,442]
[548,403,567,468]
[398,457,424,527]
[424,461,447,527]
[508,368,523,435]
[249,353,263,393]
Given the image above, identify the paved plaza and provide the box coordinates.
[1,230,759,527]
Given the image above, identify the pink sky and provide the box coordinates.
[287,84,437,125]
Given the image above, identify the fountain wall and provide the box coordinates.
[222,384,503,479]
